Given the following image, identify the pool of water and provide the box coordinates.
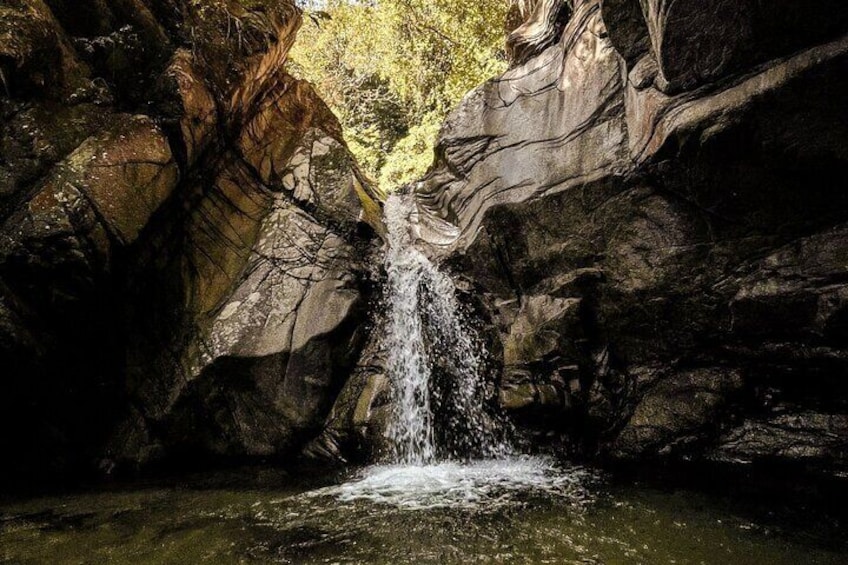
[1,457,845,564]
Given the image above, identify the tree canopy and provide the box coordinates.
[289,0,510,190]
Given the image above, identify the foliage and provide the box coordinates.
[378,116,441,189]
[289,0,509,190]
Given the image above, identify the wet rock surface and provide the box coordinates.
[0,0,382,482]
[413,0,848,478]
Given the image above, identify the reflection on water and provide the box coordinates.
[1,462,846,565]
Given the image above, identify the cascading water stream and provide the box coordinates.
[383,192,508,465]
[312,191,596,510]
[381,193,436,464]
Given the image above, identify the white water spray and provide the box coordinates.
[383,192,508,464]
[382,193,435,464]
[315,192,596,510]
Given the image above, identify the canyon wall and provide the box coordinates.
[408,0,848,477]
[0,0,382,481]
[3,0,848,484]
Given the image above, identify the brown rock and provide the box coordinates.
[63,115,178,243]
[0,0,382,481]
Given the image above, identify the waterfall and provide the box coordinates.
[383,192,509,465]
[313,191,594,510]
[313,192,591,508]
[382,193,436,464]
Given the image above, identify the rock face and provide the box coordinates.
[3,0,847,486]
[0,0,382,481]
[413,0,848,477]
[507,0,572,66]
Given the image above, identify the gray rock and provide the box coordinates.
[710,412,848,469]
[410,0,848,476]
[507,0,572,66]
[611,368,744,459]
[636,0,848,93]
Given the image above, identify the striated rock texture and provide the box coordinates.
[0,0,382,481]
[413,0,848,477]
[507,0,573,66]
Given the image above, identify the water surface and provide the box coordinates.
[1,459,845,564]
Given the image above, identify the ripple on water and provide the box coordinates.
[305,456,598,511]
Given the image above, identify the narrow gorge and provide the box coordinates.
[1,0,847,562]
